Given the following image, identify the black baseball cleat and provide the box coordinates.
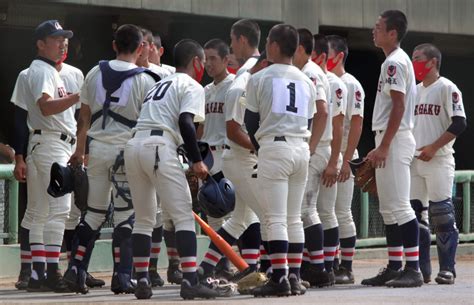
[385,267,423,288]
[45,271,71,293]
[301,265,334,287]
[167,260,183,284]
[15,269,31,290]
[334,266,355,284]
[63,266,89,294]
[111,272,136,294]
[86,272,105,288]
[149,268,165,287]
[26,278,51,292]
[435,270,455,285]
[361,267,400,286]
[253,277,291,297]
[180,279,219,300]
[288,276,307,296]
[134,278,153,300]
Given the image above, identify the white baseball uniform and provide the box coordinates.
[300,60,330,229]
[373,47,417,225]
[161,63,176,75]
[200,73,235,230]
[246,63,316,243]
[221,70,263,240]
[25,58,77,246]
[125,72,205,236]
[336,72,365,239]
[410,77,466,221]
[316,72,347,231]
[80,59,156,230]
[148,63,173,79]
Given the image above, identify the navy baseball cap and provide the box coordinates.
[34,20,73,41]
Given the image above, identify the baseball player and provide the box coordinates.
[292,29,332,287]
[63,24,158,294]
[410,43,466,284]
[311,34,347,283]
[245,24,316,297]
[362,10,423,287]
[198,51,270,281]
[194,38,235,279]
[326,35,365,284]
[125,39,219,300]
[20,20,79,292]
[149,33,176,75]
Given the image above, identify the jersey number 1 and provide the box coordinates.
[286,82,298,113]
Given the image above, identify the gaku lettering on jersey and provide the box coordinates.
[414,103,441,116]
[205,102,224,114]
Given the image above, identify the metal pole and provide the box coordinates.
[8,179,18,244]
[360,190,369,239]
[462,181,471,234]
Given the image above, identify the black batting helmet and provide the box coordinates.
[47,162,74,197]
[198,176,236,218]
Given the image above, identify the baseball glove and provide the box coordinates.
[186,169,200,211]
[349,158,377,195]
[236,271,268,295]
[72,166,88,212]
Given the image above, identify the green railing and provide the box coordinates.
[0,164,19,244]
[0,166,473,245]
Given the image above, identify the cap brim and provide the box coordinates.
[50,29,73,39]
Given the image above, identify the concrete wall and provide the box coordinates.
[43,0,474,35]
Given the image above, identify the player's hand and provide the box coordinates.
[366,145,388,168]
[192,161,209,180]
[322,163,338,187]
[337,161,351,183]
[14,158,27,183]
[69,150,84,167]
[417,145,437,162]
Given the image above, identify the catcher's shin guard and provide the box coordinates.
[429,199,458,276]
[411,200,431,282]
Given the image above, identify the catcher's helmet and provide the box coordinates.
[177,141,214,170]
[198,176,235,218]
[47,162,74,197]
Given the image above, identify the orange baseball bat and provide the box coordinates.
[193,211,249,272]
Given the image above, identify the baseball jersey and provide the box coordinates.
[413,77,466,156]
[11,69,30,111]
[26,58,76,137]
[81,59,156,145]
[325,71,347,142]
[135,73,205,145]
[224,71,252,150]
[161,63,176,75]
[236,57,258,78]
[148,63,173,79]
[372,47,416,131]
[202,74,235,146]
[246,63,317,140]
[340,72,365,152]
[11,64,83,116]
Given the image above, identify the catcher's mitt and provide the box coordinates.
[236,271,268,295]
[72,165,89,212]
[349,158,377,195]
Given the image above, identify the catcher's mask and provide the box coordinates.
[177,141,214,170]
[198,176,235,218]
[47,162,74,197]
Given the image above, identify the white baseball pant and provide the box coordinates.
[317,154,342,230]
[221,147,264,240]
[257,136,309,243]
[26,132,73,245]
[125,130,195,237]
[375,130,416,225]
[301,142,331,229]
